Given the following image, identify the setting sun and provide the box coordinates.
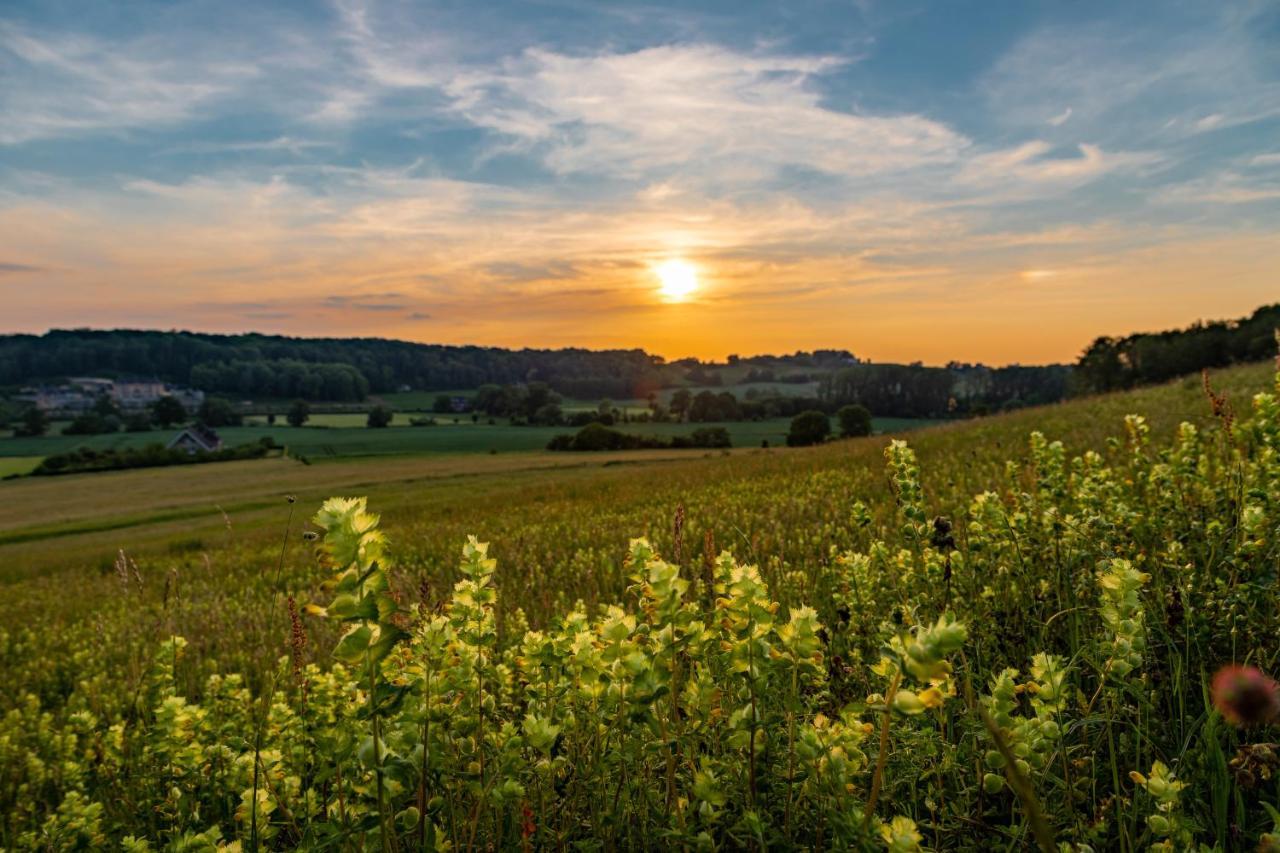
[655,259,699,302]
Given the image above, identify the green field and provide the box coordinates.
[0,362,1276,849]
[0,456,42,477]
[0,415,936,461]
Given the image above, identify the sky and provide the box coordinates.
[1,0,1278,365]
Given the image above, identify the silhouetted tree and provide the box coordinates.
[837,404,873,438]
[287,399,311,427]
[15,407,49,437]
[787,410,830,447]
[150,395,187,428]
[197,397,242,427]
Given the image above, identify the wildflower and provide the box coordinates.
[1211,666,1280,727]
[1131,761,1189,850]
[879,815,924,852]
[1097,559,1149,679]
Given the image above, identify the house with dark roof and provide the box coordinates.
[167,425,223,454]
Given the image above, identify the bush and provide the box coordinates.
[837,403,873,438]
[287,399,311,427]
[197,397,242,427]
[786,410,831,446]
[13,407,49,437]
[31,439,276,476]
[367,405,394,428]
[124,412,153,432]
[549,423,731,452]
[545,433,574,451]
[571,422,626,451]
[690,426,732,448]
[149,395,187,428]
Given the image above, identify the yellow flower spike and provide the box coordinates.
[893,690,928,715]
[917,686,945,709]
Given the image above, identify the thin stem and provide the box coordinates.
[864,670,902,821]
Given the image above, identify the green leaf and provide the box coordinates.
[333,624,373,664]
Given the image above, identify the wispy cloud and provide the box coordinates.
[957,141,1161,192]
[0,261,42,273]
[159,136,337,156]
[980,8,1280,143]
[443,45,967,180]
[0,21,256,144]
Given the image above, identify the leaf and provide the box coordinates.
[332,624,373,664]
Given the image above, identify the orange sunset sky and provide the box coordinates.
[2,1,1278,364]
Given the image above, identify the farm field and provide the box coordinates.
[0,361,1277,850]
[0,415,937,462]
[0,455,41,477]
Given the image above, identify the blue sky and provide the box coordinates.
[2,0,1278,362]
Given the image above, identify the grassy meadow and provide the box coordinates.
[0,362,1277,849]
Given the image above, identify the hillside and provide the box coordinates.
[0,359,1275,849]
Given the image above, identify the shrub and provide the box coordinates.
[31,438,276,475]
[197,396,242,427]
[690,426,732,448]
[286,399,310,427]
[366,404,394,428]
[150,395,187,428]
[13,406,49,436]
[837,403,873,437]
[786,409,830,446]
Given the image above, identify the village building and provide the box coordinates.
[16,377,205,414]
[167,425,223,454]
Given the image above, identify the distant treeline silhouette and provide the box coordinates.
[1074,303,1280,393]
[3,306,1274,413]
[0,330,664,401]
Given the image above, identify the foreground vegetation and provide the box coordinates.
[1,362,1278,849]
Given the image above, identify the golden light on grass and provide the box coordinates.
[654,259,699,302]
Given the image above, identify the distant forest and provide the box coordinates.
[1074,303,1280,393]
[1,303,1275,414]
[0,331,663,401]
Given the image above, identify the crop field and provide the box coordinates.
[0,416,936,463]
[1,362,1277,850]
[0,456,41,478]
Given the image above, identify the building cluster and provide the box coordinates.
[16,377,205,415]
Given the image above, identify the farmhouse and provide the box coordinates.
[167,425,223,454]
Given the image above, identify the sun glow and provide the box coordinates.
[654,259,699,302]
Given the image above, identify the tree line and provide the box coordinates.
[11,308,1273,418]
[1073,303,1280,393]
[0,329,667,401]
